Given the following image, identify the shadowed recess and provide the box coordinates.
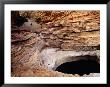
[55,59,100,76]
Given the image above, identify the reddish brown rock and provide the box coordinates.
[11,11,100,77]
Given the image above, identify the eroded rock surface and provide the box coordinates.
[11,11,100,77]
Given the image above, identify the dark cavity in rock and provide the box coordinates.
[55,58,100,76]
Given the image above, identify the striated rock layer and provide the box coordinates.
[11,11,100,77]
[20,11,100,51]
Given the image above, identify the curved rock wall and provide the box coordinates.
[11,11,100,77]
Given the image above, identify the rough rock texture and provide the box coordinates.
[11,11,100,77]
[20,11,100,51]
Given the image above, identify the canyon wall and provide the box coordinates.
[11,11,100,77]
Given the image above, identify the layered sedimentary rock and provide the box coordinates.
[11,11,100,77]
[20,11,100,51]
